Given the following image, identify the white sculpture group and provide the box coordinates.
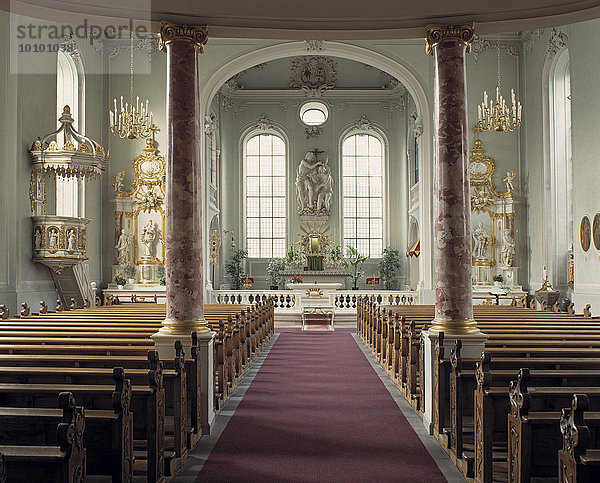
[296,150,333,215]
[141,219,160,258]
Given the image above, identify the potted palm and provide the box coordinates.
[346,245,367,290]
[378,247,401,290]
[225,249,248,290]
[157,265,166,286]
[266,258,286,289]
[123,264,136,285]
[493,274,504,287]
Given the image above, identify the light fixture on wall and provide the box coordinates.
[477,36,522,133]
[109,29,156,140]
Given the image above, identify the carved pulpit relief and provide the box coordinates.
[296,149,333,216]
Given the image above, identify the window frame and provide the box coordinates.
[242,129,288,260]
[339,129,389,259]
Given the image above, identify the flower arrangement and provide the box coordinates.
[493,274,504,282]
[114,274,127,286]
[285,243,301,266]
[329,244,346,267]
[290,275,303,284]
[123,264,136,279]
[156,265,166,286]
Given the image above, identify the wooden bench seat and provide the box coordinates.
[0,391,85,483]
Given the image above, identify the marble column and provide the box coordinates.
[152,22,216,433]
[426,23,479,336]
[421,24,487,432]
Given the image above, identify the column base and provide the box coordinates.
[151,326,216,434]
[428,318,481,335]
[421,329,488,433]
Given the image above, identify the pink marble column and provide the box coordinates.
[156,23,210,336]
[426,24,478,335]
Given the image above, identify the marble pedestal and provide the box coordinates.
[421,329,488,433]
[152,329,216,434]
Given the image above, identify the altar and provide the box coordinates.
[281,268,351,286]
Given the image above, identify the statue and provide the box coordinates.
[313,164,333,212]
[141,220,159,258]
[67,229,77,251]
[503,169,515,193]
[34,226,42,249]
[500,229,515,267]
[112,170,125,193]
[472,222,489,259]
[115,229,131,265]
[49,228,58,250]
[296,150,333,214]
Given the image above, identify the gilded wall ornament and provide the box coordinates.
[426,23,475,55]
[159,22,208,52]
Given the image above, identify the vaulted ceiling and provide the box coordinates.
[10,0,600,38]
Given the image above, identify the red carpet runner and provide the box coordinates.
[197,329,446,482]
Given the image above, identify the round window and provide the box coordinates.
[300,101,329,126]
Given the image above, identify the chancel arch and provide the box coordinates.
[200,40,433,294]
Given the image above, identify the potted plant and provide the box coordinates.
[493,274,504,287]
[123,264,136,285]
[266,258,286,289]
[346,245,368,290]
[225,249,248,290]
[290,275,303,284]
[156,265,166,286]
[114,274,126,290]
[378,246,402,290]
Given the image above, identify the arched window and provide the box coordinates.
[548,48,572,288]
[342,133,384,258]
[244,133,286,258]
[56,50,85,218]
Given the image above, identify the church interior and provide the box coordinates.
[1,0,600,481]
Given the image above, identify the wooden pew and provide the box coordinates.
[0,368,132,481]
[558,394,600,483]
[0,391,86,483]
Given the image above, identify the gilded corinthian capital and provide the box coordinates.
[159,21,209,52]
[426,23,475,55]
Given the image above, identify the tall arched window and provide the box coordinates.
[342,133,384,258]
[56,50,85,217]
[245,133,286,258]
[548,48,572,288]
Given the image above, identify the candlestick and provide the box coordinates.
[542,266,547,280]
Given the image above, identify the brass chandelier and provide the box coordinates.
[477,36,522,132]
[109,29,156,140]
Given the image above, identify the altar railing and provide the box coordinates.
[209,289,418,311]
[210,290,301,309]
[330,290,419,310]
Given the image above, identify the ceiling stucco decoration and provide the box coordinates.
[204,113,218,138]
[409,112,424,138]
[521,29,544,52]
[11,1,600,39]
[546,28,568,59]
[221,97,247,117]
[471,36,520,62]
[221,63,267,93]
[280,100,301,111]
[379,98,406,112]
[254,114,276,131]
[290,56,337,97]
[107,35,160,63]
[353,115,374,131]
[304,40,325,51]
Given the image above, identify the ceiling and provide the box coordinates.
[8,0,600,38]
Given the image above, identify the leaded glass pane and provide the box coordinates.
[245,133,287,258]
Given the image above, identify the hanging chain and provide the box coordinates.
[129,29,134,106]
[496,35,501,93]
